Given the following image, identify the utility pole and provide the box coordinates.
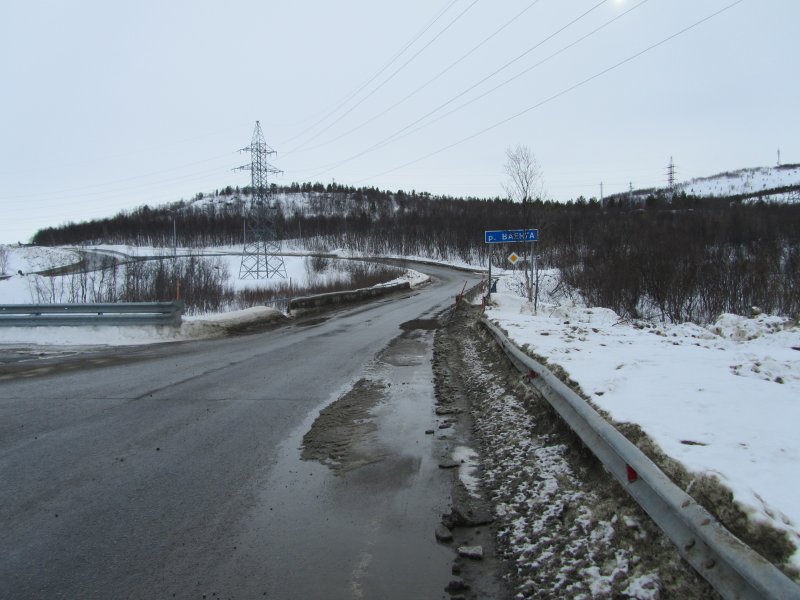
[777,149,781,167]
[236,121,287,280]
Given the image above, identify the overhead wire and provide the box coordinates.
[5,166,233,208]
[6,2,743,225]
[276,0,462,148]
[2,2,619,213]
[356,0,746,184]
[283,0,483,154]
[351,0,653,160]
[297,0,612,178]
[284,0,546,156]
[4,2,464,219]
[0,153,237,202]
[0,124,250,178]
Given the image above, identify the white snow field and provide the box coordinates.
[0,245,428,345]
[484,271,800,570]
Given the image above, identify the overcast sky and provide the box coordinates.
[1,0,797,243]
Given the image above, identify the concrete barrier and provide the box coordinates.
[288,282,411,315]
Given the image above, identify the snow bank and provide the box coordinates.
[483,275,800,569]
[0,324,185,346]
[0,275,37,303]
[0,306,285,346]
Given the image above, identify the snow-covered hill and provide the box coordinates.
[677,164,800,200]
[182,189,403,219]
[613,164,800,205]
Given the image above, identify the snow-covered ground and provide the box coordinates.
[0,244,429,346]
[0,244,429,303]
[81,244,393,292]
[483,270,800,570]
[1,245,82,277]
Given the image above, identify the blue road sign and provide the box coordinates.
[484,229,539,244]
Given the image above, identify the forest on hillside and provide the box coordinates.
[31,183,800,324]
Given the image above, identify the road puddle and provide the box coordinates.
[377,335,426,367]
[229,325,454,598]
[301,379,387,473]
[400,318,439,331]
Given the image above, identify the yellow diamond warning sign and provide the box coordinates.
[508,252,520,265]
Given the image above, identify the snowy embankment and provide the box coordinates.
[0,244,429,346]
[483,271,800,572]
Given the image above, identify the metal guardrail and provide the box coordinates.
[481,316,800,600]
[0,302,185,327]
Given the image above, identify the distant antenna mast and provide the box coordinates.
[777,149,781,167]
[236,121,287,280]
[666,156,676,199]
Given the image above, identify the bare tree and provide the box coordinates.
[503,144,543,205]
[503,145,545,307]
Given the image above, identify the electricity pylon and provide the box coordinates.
[236,121,287,279]
[666,156,677,199]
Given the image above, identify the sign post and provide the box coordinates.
[483,228,540,304]
[487,247,492,301]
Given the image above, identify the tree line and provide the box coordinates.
[31,184,800,323]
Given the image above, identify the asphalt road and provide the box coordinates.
[0,264,480,599]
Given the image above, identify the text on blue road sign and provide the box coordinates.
[484,229,539,244]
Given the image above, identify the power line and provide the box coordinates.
[285,0,545,156]
[0,153,236,201]
[2,166,233,207]
[284,0,482,154]
[298,0,612,178]
[0,123,250,178]
[358,0,746,183]
[362,0,653,157]
[276,0,461,148]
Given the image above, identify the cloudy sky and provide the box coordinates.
[1,0,797,243]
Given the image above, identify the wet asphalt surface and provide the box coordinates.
[0,264,480,599]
